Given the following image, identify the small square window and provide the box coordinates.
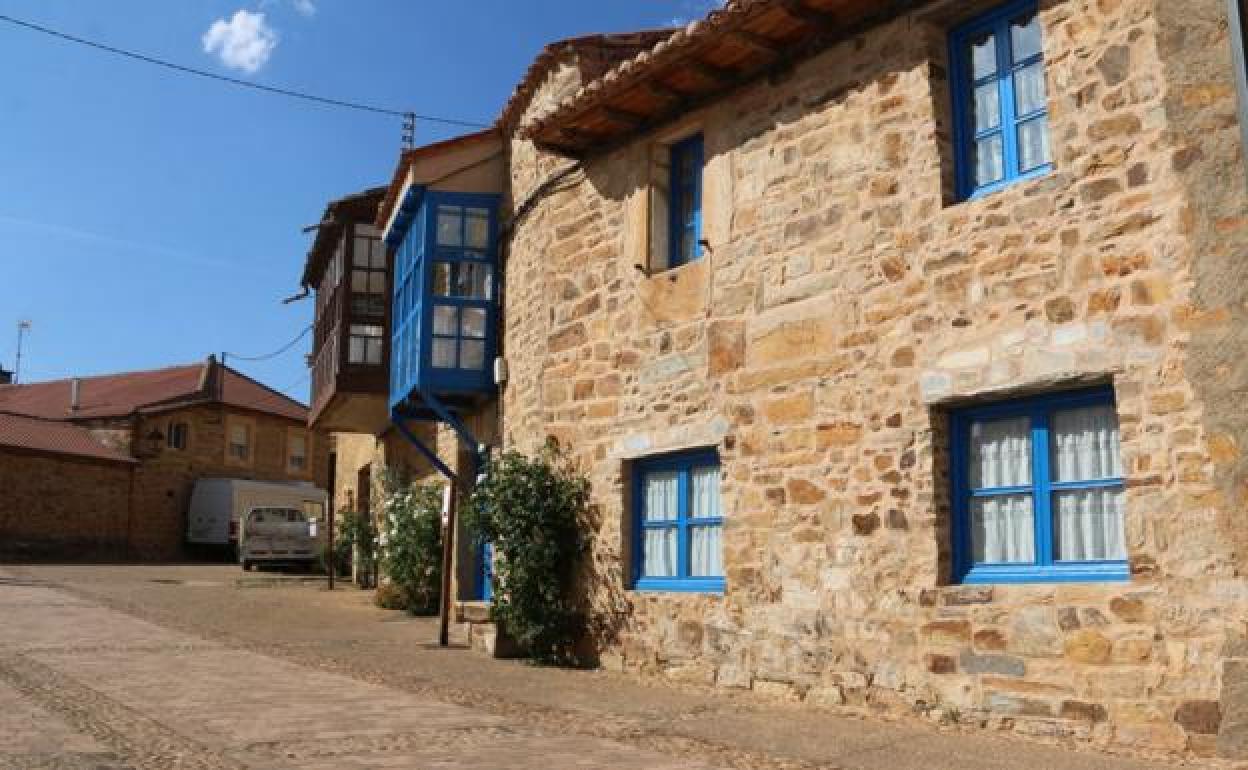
[287,433,308,472]
[632,449,724,593]
[950,387,1128,583]
[228,422,251,463]
[951,2,1052,200]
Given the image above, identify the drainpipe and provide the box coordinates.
[1230,0,1248,189]
[126,461,137,559]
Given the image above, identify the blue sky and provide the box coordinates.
[0,0,717,401]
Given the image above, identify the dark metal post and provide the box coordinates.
[327,451,336,591]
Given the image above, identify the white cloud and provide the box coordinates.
[292,0,316,17]
[202,10,278,74]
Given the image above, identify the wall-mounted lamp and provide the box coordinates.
[143,428,165,457]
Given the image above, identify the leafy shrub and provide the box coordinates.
[378,474,444,615]
[373,580,408,610]
[319,534,350,577]
[463,442,590,664]
[338,508,377,579]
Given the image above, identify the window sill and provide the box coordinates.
[961,164,1054,203]
[632,577,724,594]
[958,561,1129,585]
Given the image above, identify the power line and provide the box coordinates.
[0,13,489,129]
[225,325,311,363]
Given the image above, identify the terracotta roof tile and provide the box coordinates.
[496,29,678,132]
[0,411,135,463]
[0,360,307,423]
[516,1,768,141]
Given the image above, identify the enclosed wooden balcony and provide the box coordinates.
[301,187,393,434]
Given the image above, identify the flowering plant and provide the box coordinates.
[377,470,444,614]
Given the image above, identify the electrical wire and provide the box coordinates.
[0,13,489,128]
[225,325,311,362]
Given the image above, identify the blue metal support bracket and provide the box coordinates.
[419,391,484,469]
[391,410,457,482]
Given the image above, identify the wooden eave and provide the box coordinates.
[300,187,386,289]
[524,0,926,155]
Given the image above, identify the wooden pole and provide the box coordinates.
[327,451,336,591]
[438,484,457,647]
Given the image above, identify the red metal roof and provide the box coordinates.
[0,360,307,423]
[0,411,136,464]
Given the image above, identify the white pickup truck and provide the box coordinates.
[185,478,327,570]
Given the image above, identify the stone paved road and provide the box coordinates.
[0,566,1196,770]
[0,575,712,769]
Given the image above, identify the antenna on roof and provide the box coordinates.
[402,111,416,150]
[14,319,31,384]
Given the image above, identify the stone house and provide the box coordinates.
[327,0,1248,757]
[0,357,325,558]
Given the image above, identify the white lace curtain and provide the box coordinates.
[1051,405,1125,561]
[641,466,723,579]
[690,467,722,577]
[642,471,678,578]
[968,405,1126,564]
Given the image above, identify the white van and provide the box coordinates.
[186,478,327,569]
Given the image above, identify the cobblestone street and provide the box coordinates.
[0,565,1192,769]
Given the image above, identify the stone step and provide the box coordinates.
[455,600,492,624]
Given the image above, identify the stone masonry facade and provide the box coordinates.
[493,0,1248,759]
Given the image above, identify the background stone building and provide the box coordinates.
[0,357,325,558]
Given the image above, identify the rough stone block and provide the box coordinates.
[1219,660,1248,758]
[1176,700,1221,735]
[960,651,1025,677]
[1064,629,1112,664]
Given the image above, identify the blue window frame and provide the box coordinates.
[950,387,1129,584]
[950,0,1052,200]
[668,134,704,268]
[632,448,723,593]
[386,188,499,407]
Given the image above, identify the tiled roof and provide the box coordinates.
[514,0,896,152]
[0,411,135,463]
[496,29,678,131]
[0,360,307,423]
[515,2,772,140]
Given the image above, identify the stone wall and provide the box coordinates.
[500,0,1248,758]
[0,450,132,560]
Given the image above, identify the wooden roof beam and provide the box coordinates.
[779,0,837,26]
[730,29,785,58]
[601,107,646,128]
[642,80,687,104]
[687,58,736,86]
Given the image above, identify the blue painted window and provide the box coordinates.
[950,1,1052,200]
[950,387,1128,584]
[633,449,724,593]
[668,134,704,268]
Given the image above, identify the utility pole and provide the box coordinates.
[402,112,415,150]
[14,319,31,384]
